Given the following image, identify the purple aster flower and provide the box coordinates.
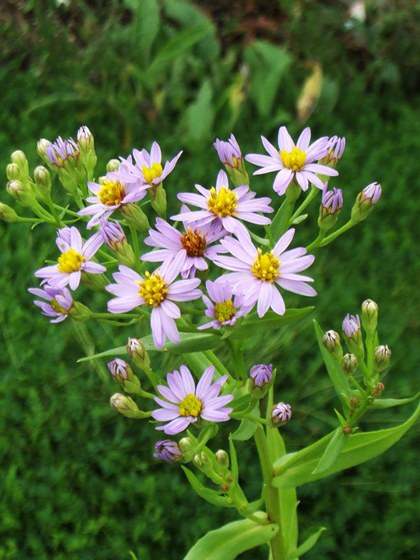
[361,182,382,205]
[271,403,292,425]
[35,227,106,291]
[111,142,182,187]
[78,165,147,229]
[197,279,252,330]
[245,126,338,195]
[351,182,382,223]
[108,358,131,382]
[171,170,273,234]
[151,365,233,435]
[154,440,182,462]
[106,252,202,349]
[250,364,273,388]
[319,186,343,230]
[342,314,361,340]
[324,136,346,166]
[46,136,80,167]
[100,219,126,249]
[141,207,227,279]
[213,224,316,317]
[214,134,243,168]
[28,285,73,323]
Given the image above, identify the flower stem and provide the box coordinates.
[289,186,319,226]
[225,339,246,382]
[306,231,326,252]
[319,220,355,246]
[129,224,141,272]
[203,350,231,377]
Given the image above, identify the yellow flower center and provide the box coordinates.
[98,179,125,206]
[180,227,207,257]
[57,249,86,273]
[214,300,236,323]
[142,163,163,184]
[280,147,306,172]
[137,271,168,307]
[231,155,239,168]
[251,248,280,282]
[207,186,238,217]
[50,298,69,314]
[178,393,202,417]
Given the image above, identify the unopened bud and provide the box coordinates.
[126,338,151,371]
[154,440,182,462]
[149,183,167,219]
[11,150,29,175]
[371,382,385,398]
[198,452,213,472]
[342,353,358,375]
[343,425,352,434]
[6,180,33,207]
[215,450,229,470]
[77,126,94,151]
[0,203,20,223]
[179,437,194,454]
[342,314,364,356]
[106,159,121,172]
[110,393,143,418]
[349,397,360,408]
[351,182,382,223]
[214,135,249,187]
[373,345,391,373]
[361,299,378,333]
[37,139,51,161]
[81,271,108,293]
[322,330,343,360]
[318,187,343,231]
[68,301,92,321]
[6,163,21,181]
[249,364,273,398]
[119,203,150,233]
[34,166,52,198]
[271,403,292,426]
[108,358,133,383]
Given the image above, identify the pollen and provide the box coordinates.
[178,393,202,417]
[98,179,125,206]
[251,248,280,282]
[180,227,207,257]
[280,147,306,172]
[142,163,163,184]
[57,249,86,273]
[137,271,168,307]
[214,300,236,323]
[207,186,238,217]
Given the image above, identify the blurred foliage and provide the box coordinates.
[1,0,420,559]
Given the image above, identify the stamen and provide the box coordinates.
[98,180,125,206]
[58,249,86,273]
[214,300,236,323]
[251,248,280,282]
[178,393,202,417]
[137,271,168,307]
[142,163,163,184]
[207,186,238,217]
[280,147,306,172]
[180,227,207,257]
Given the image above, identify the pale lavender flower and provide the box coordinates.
[106,252,202,349]
[214,134,243,167]
[342,314,361,340]
[28,285,73,323]
[141,207,226,279]
[100,219,126,249]
[321,187,343,215]
[360,182,382,205]
[171,170,273,233]
[152,365,233,435]
[198,279,252,330]
[272,403,292,425]
[213,224,316,317]
[325,136,346,166]
[108,358,131,381]
[46,136,80,167]
[35,227,105,290]
[245,126,338,195]
[78,166,147,229]
[154,440,182,462]
[112,142,182,187]
[250,364,273,388]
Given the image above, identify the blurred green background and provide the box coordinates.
[1,0,420,558]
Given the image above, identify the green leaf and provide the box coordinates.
[287,527,326,560]
[228,437,239,482]
[272,399,420,489]
[185,80,214,144]
[368,392,420,409]
[133,0,160,63]
[128,552,139,560]
[229,307,314,341]
[77,345,126,362]
[181,467,234,509]
[312,428,349,474]
[231,415,258,441]
[184,513,278,560]
[270,199,290,240]
[292,213,308,225]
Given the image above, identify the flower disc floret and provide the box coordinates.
[280,147,306,172]
[214,300,236,323]
[251,249,280,282]
[180,227,207,257]
[98,179,125,206]
[207,186,238,217]
[137,271,168,308]
[57,248,86,273]
[179,394,202,417]
[142,163,163,184]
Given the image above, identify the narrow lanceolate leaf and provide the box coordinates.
[287,527,326,560]
[270,199,291,241]
[368,392,420,409]
[272,399,420,489]
[312,428,349,474]
[229,308,314,340]
[181,467,234,509]
[183,513,278,560]
[78,345,126,362]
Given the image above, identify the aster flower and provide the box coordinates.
[351,182,382,223]
[342,314,361,341]
[214,134,243,168]
[250,364,273,388]
[213,225,316,317]
[111,142,182,187]
[151,365,233,435]
[197,279,252,330]
[154,440,182,462]
[100,219,126,249]
[171,170,273,234]
[35,227,106,291]
[78,166,147,229]
[141,207,227,279]
[271,403,292,425]
[245,126,338,195]
[106,252,202,349]
[28,285,73,323]
[319,186,343,231]
[108,358,131,382]
[46,136,80,167]
[323,136,346,167]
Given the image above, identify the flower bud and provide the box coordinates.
[342,314,364,356]
[154,440,182,462]
[149,183,167,219]
[126,338,151,371]
[37,138,51,161]
[371,382,385,398]
[110,393,143,418]
[108,358,134,384]
[318,187,343,232]
[106,159,121,172]
[81,271,108,293]
[198,452,213,472]
[215,450,230,470]
[6,180,33,207]
[271,403,292,426]
[119,203,150,233]
[6,163,21,181]
[322,330,343,360]
[178,437,194,456]
[361,299,378,333]
[342,353,358,374]
[11,150,29,175]
[373,345,391,373]
[77,126,94,151]
[68,301,92,321]
[0,203,20,223]
[100,219,135,267]
[214,135,249,187]
[34,166,52,199]
[349,397,360,409]
[351,182,381,223]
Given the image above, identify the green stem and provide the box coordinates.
[319,220,355,247]
[289,186,319,226]
[225,339,246,382]
[254,426,286,560]
[348,375,367,397]
[306,230,326,252]
[250,230,271,248]
[46,196,64,228]
[280,201,295,237]
[129,224,141,272]
[53,203,83,219]
[264,225,275,248]
[203,350,231,377]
